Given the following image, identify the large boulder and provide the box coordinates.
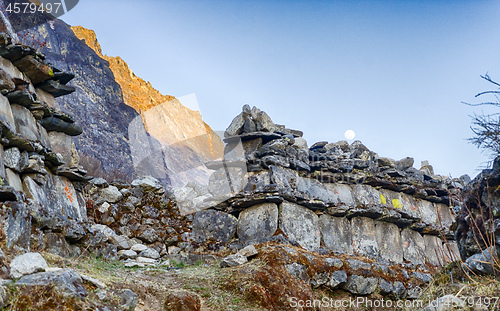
[15,269,87,298]
[237,203,278,244]
[1,202,31,250]
[10,253,48,279]
[351,217,378,258]
[319,215,353,254]
[376,222,403,263]
[23,173,87,222]
[192,210,238,244]
[401,229,426,265]
[465,247,498,275]
[279,202,320,250]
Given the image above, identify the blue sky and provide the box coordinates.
[63,0,500,179]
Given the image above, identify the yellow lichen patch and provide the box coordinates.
[392,199,403,209]
[380,194,386,204]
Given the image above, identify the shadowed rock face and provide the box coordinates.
[16,18,139,180]
[11,16,222,185]
[71,26,224,187]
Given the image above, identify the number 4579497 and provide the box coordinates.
[5,2,62,14]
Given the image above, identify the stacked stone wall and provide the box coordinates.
[0,32,88,252]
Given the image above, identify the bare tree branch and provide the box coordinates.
[465,74,500,158]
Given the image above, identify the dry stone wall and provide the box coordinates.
[192,105,464,268]
[0,31,89,252]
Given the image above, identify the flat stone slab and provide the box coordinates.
[279,201,320,250]
[351,217,378,258]
[15,268,87,298]
[10,252,48,279]
[319,214,353,254]
[192,210,237,244]
[237,203,278,244]
[376,221,403,263]
[401,229,426,265]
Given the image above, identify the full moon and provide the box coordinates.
[345,130,356,140]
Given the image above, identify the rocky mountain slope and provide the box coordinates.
[70,26,224,186]
[11,14,222,185]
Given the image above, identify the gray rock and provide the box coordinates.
[118,250,137,260]
[393,281,407,299]
[0,93,15,131]
[91,224,117,240]
[109,235,131,250]
[2,202,31,250]
[424,235,444,266]
[43,232,81,258]
[237,245,258,257]
[352,184,381,206]
[351,217,378,258]
[117,289,138,311]
[285,263,310,282]
[130,244,148,252]
[346,259,371,270]
[139,248,160,259]
[379,278,393,295]
[131,176,163,192]
[319,215,353,254]
[270,166,355,206]
[396,157,414,170]
[378,157,396,167]
[23,174,87,223]
[344,275,378,295]
[62,219,86,242]
[293,137,308,150]
[237,203,278,244]
[412,272,432,283]
[376,221,403,263]
[326,270,347,289]
[192,210,238,244]
[5,169,22,192]
[15,268,87,298]
[279,201,320,250]
[401,229,426,265]
[4,147,27,173]
[168,246,181,255]
[0,285,8,309]
[172,186,196,203]
[325,258,343,269]
[90,178,109,188]
[423,295,465,311]
[136,257,158,265]
[99,185,123,203]
[24,156,48,175]
[465,247,498,275]
[137,227,159,244]
[98,202,110,213]
[80,274,107,289]
[225,112,245,137]
[10,252,48,279]
[11,104,40,141]
[208,167,247,197]
[311,271,329,288]
[221,254,248,267]
[252,107,277,133]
